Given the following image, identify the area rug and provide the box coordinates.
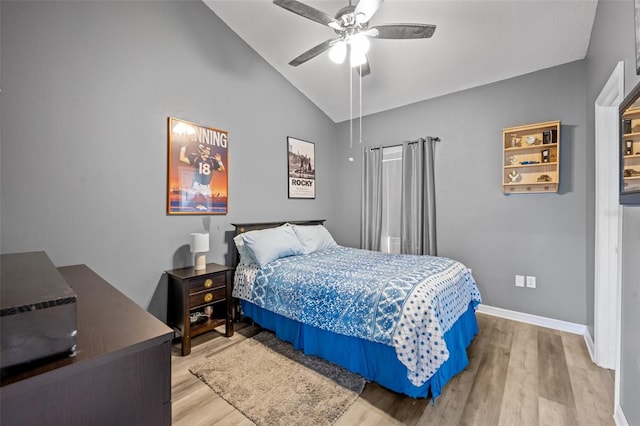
[189,331,366,426]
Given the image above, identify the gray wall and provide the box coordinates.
[333,61,589,325]
[0,0,338,319]
[586,0,640,423]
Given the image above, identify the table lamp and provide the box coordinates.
[189,232,209,270]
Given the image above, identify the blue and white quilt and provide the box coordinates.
[233,246,481,386]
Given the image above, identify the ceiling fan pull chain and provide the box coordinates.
[359,65,363,144]
[350,64,353,148]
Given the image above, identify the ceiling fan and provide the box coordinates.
[273,0,436,77]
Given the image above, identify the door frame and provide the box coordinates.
[593,62,623,378]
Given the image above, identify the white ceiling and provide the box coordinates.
[204,0,598,123]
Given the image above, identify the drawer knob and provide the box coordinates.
[204,293,213,303]
[204,278,213,288]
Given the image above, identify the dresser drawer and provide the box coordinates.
[189,286,226,308]
[188,274,225,294]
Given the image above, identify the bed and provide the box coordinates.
[231,220,481,400]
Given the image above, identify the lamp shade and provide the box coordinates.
[189,233,209,253]
[351,33,370,54]
[350,49,367,67]
[328,41,347,64]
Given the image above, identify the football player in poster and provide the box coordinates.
[179,143,225,211]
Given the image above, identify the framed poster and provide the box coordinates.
[636,0,640,74]
[167,117,228,214]
[287,137,315,199]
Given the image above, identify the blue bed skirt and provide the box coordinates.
[240,300,479,399]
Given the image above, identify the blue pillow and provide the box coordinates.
[233,234,257,265]
[292,224,338,254]
[241,225,305,268]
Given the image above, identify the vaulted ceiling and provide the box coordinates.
[204,0,598,123]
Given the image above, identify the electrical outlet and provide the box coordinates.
[515,275,525,287]
[526,276,536,288]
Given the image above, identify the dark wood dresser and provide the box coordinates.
[0,264,174,426]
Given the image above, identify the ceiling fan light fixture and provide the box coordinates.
[328,40,347,64]
[350,33,370,54]
[350,48,367,68]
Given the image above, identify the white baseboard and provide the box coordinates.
[614,403,630,426]
[583,326,595,362]
[477,304,594,362]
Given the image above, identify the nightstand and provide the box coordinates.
[166,263,234,356]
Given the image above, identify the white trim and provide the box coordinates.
[593,60,624,370]
[583,327,595,362]
[477,304,596,364]
[614,403,630,426]
[615,209,624,412]
[477,304,588,335]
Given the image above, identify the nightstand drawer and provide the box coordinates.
[188,275,225,294]
[189,287,225,308]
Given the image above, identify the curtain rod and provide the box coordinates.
[368,137,441,150]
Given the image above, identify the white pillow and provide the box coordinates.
[292,224,338,254]
[233,234,257,265]
[241,225,305,268]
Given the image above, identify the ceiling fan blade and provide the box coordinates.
[354,55,371,77]
[289,38,337,66]
[354,0,383,23]
[370,24,436,39]
[273,0,340,28]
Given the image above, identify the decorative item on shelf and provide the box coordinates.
[626,140,633,155]
[506,155,516,165]
[204,305,213,318]
[508,170,521,182]
[525,136,537,145]
[624,169,640,177]
[542,129,557,144]
[519,161,539,165]
[190,232,209,270]
[542,149,550,163]
[624,119,632,134]
[189,311,210,324]
[510,134,520,147]
[537,174,552,182]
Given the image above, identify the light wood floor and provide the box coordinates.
[171,313,615,425]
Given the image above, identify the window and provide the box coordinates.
[380,146,402,253]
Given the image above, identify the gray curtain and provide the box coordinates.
[400,137,437,255]
[423,137,437,255]
[361,146,383,250]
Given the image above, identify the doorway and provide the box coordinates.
[593,61,623,405]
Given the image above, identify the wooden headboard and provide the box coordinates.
[230,220,326,267]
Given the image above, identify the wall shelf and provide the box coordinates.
[621,105,640,196]
[502,120,561,194]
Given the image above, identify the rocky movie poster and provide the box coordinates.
[287,137,315,199]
